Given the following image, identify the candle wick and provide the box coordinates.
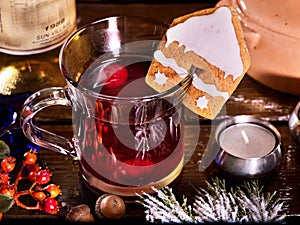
[241,130,249,144]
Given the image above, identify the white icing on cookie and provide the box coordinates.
[165,6,243,80]
[154,49,229,100]
[196,96,209,109]
[154,70,168,85]
[154,50,187,78]
[192,73,229,100]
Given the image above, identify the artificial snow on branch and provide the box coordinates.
[137,178,285,223]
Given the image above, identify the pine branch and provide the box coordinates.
[137,178,285,223]
[137,186,195,223]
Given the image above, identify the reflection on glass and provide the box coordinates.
[0,66,20,95]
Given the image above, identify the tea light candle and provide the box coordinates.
[218,123,276,158]
[213,115,283,177]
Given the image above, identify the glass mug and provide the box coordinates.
[20,16,192,196]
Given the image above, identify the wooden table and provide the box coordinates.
[0,1,299,224]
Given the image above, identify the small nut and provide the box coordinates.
[65,204,95,223]
[95,194,125,220]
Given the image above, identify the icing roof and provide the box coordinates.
[165,6,243,80]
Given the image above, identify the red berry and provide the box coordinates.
[100,64,128,89]
[36,169,52,184]
[28,170,38,183]
[0,172,10,185]
[0,184,15,197]
[1,157,16,173]
[27,163,40,172]
[32,191,47,201]
[21,163,40,178]
[45,184,61,198]
[43,197,59,214]
[23,151,37,165]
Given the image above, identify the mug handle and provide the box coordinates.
[20,87,77,157]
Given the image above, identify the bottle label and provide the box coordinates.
[0,0,77,55]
